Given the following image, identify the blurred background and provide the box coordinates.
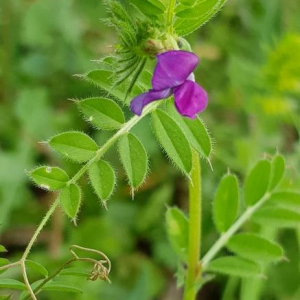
[0,0,299,299]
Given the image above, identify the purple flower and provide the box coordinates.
[130,50,208,119]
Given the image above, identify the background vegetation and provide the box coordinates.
[0,0,299,299]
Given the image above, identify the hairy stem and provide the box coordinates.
[21,261,37,300]
[68,101,160,184]
[183,150,202,300]
[201,193,271,268]
[0,261,20,272]
[1,101,161,300]
[21,198,61,262]
[22,258,75,300]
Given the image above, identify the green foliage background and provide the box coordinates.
[0,0,299,299]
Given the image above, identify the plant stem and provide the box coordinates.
[2,100,161,300]
[0,261,20,271]
[21,261,37,300]
[22,258,75,300]
[183,150,202,300]
[166,0,177,34]
[201,192,271,268]
[21,198,61,262]
[68,101,160,184]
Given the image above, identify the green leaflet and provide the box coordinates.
[20,280,83,296]
[175,0,227,36]
[244,159,271,206]
[29,166,69,191]
[26,260,48,278]
[77,97,125,130]
[118,133,148,189]
[60,268,91,277]
[0,245,7,253]
[84,69,143,104]
[84,69,125,101]
[166,207,189,262]
[59,184,82,220]
[253,207,300,228]
[268,154,285,191]
[151,109,192,175]
[137,69,152,91]
[0,258,10,275]
[206,257,262,278]
[48,131,98,163]
[88,160,116,203]
[0,279,26,290]
[148,0,166,11]
[130,0,164,16]
[41,281,83,293]
[166,101,212,158]
[269,191,300,212]
[227,233,283,263]
[178,0,197,5]
[213,174,239,233]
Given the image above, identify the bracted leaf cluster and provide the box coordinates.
[166,153,300,287]
[103,1,157,98]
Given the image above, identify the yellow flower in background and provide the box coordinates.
[264,34,300,93]
[257,96,294,117]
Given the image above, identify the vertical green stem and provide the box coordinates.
[166,0,177,34]
[183,150,202,300]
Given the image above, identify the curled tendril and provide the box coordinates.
[69,245,112,283]
[21,245,112,300]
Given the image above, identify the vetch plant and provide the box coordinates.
[0,1,300,300]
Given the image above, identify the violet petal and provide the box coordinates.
[173,80,208,119]
[152,50,199,91]
[130,88,172,116]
